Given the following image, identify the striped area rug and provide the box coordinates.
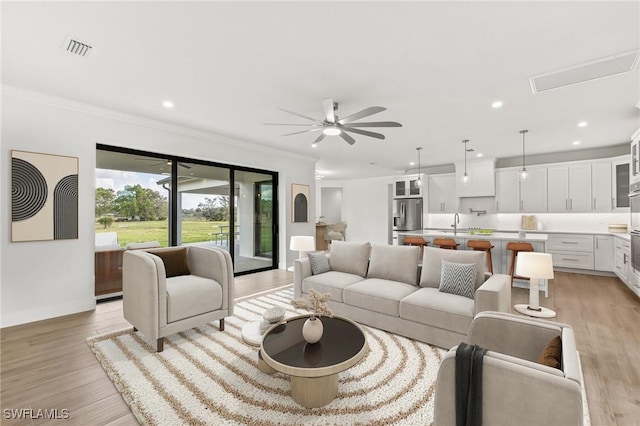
[87,285,446,425]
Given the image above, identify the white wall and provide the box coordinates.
[320,187,343,224]
[318,176,392,245]
[1,86,316,327]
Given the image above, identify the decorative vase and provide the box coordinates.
[302,316,323,344]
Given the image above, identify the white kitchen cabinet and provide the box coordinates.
[594,235,614,272]
[456,158,496,197]
[546,233,594,270]
[611,156,630,211]
[495,167,546,213]
[614,237,631,284]
[591,162,612,213]
[428,174,457,213]
[547,164,592,212]
[394,175,423,198]
[520,167,548,212]
[495,169,519,212]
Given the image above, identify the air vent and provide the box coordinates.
[530,50,638,93]
[63,35,93,57]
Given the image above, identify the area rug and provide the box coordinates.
[87,286,446,425]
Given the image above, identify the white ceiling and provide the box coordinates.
[3,1,639,180]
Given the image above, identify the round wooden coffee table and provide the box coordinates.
[259,315,368,408]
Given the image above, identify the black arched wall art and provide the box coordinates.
[11,150,79,242]
[291,183,310,223]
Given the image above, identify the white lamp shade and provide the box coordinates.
[515,252,555,279]
[290,235,315,252]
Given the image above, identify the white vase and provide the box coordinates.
[302,316,323,344]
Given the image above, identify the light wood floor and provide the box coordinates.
[1,269,639,425]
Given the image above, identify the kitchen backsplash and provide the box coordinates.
[425,212,629,233]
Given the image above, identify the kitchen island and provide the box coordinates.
[397,230,548,278]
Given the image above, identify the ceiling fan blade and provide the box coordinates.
[178,163,192,169]
[282,128,323,137]
[342,121,403,128]
[322,98,335,123]
[313,133,326,144]
[340,131,356,145]
[343,127,386,140]
[338,106,386,124]
[276,107,324,124]
[264,123,322,127]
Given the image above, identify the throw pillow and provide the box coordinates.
[307,252,330,275]
[420,247,485,290]
[537,336,562,369]
[438,260,476,299]
[147,247,191,278]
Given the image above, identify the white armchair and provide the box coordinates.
[434,311,583,426]
[123,245,234,352]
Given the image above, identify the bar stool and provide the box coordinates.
[467,240,494,274]
[433,238,459,250]
[506,242,534,285]
[404,236,427,257]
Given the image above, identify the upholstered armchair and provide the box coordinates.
[123,245,234,352]
[434,311,583,426]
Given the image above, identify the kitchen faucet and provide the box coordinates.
[451,213,460,235]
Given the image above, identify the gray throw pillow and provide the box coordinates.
[439,260,476,299]
[307,252,330,275]
[420,247,485,289]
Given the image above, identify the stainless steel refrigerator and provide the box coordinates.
[393,198,423,231]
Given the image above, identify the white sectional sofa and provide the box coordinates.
[294,241,511,349]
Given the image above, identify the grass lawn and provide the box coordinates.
[95,219,230,247]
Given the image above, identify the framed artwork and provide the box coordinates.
[291,183,310,223]
[11,150,79,242]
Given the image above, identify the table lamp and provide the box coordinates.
[515,252,555,318]
[290,236,315,259]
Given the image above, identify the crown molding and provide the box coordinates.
[1,84,316,163]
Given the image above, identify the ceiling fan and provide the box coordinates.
[265,98,402,145]
[134,158,192,169]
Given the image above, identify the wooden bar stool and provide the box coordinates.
[433,238,459,250]
[467,240,494,274]
[506,242,534,285]
[404,236,427,256]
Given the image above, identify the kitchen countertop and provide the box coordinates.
[420,227,630,238]
[399,230,548,242]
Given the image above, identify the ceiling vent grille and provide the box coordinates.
[530,50,638,93]
[63,36,93,57]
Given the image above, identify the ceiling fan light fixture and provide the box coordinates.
[323,127,341,136]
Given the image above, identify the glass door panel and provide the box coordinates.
[177,162,232,251]
[233,170,276,273]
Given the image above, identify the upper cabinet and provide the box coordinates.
[611,155,630,211]
[591,161,612,212]
[394,174,424,198]
[428,173,457,213]
[495,167,546,212]
[455,158,496,197]
[547,164,592,212]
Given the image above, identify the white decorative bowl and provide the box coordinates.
[263,306,285,323]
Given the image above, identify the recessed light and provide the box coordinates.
[162,100,174,109]
[311,143,318,148]
[410,161,415,166]
[491,100,503,108]
[577,121,588,127]
[572,140,581,145]
[476,153,483,157]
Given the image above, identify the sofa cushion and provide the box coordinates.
[147,247,191,278]
[343,278,417,317]
[367,244,420,285]
[399,287,474,334]
[537,336,562,369]
[166,275,222,322]
[439,260,476,299]
[329,241,371,278]
[302,271,365,303]
[420,247,485,289]
[308,252,330,275]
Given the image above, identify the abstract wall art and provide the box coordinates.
[291,183,310,223]
[11,150,79,242]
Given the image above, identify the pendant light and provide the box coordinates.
[462,139,470,184]
[414,147,423,188]
[519,130,529,181]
